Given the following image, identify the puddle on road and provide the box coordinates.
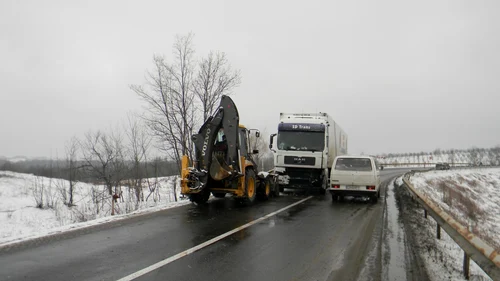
[383,178,408,281]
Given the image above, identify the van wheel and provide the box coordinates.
[331,194,338,202]
[371,195,378,203]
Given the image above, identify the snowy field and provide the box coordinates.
[0,171,190,246]
[395,167,500,281]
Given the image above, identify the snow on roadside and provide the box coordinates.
[0,171,191,246]
[394,167,500,281]
[409,168,500,251]
[406,202,491,281]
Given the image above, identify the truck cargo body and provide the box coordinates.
[270,113,348,192]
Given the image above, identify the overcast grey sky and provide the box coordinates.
[1,0,499,158]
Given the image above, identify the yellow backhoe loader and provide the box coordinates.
[180,95,278,205]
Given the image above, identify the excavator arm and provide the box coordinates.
[183,95,242,191]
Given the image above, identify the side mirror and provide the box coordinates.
[269,133,277,151]
[256,131,260,138]
[253,149,259,154]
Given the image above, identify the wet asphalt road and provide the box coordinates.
[0,169,413,281]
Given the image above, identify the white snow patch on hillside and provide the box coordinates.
[409,168,500,251]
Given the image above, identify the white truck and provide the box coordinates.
[269,112,348,194]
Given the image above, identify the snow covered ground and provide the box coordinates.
[377,149,500,167]
[395,167,500,281]
[408,168,500,252]
[0,171,190,246]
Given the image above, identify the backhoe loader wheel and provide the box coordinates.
[212,192,226,198]
[258,179,271,200]
[189,190,210,205]
[244,169,257,204]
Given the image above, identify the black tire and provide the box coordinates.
[189,190,210,205]
[244,169,257,204]
[273,184,281,197]
[317,173,328,195]
[371,194,378,203]
[258,179,271,200]
[271,177,280,197]
[212,192,226,198]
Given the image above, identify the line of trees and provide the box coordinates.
[376,146,500,166]
[0,33,246,212]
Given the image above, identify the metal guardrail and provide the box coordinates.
[402,171,500,280]
[381,162,480,167]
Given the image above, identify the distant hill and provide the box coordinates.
[0,155,50,163]
[375,147,500,167]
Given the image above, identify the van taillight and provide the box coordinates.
[366,186,376,190]
[331,184,340,189]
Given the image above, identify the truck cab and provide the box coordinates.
[269,113,348,194]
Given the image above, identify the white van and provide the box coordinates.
[328,155,381,203]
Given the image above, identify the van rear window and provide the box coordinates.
[335,158,372,171]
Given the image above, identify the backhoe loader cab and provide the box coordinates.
[181,95,278,205]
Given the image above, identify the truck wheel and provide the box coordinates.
[273,184,280,197]
[371,194,378,203]
[331,194,338,202]
[245,169,257,204]
[319,175,328,195]
[189,191,210,205]
[258,180,271,200]
[272,176,280,197]
[212,192,226,198]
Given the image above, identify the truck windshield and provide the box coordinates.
[335,158,373,171]
[277,131,325,151]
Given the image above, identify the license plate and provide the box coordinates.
[346,185,359,189]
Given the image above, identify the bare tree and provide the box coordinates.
[491,146,500,166]
[193,51,241,120]
[469,147,479,165]
[65,136,79,206]
[449,149,455,166]
[80,129,127,215]
[146,156,164,202]
[32,176,45,209]
[125,114,152,207]
[131,34,197,173]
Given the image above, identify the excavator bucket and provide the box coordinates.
[210,154,233,181]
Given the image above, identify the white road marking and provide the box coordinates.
[116,196,313,281]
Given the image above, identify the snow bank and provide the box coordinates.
[0,171,190,245]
